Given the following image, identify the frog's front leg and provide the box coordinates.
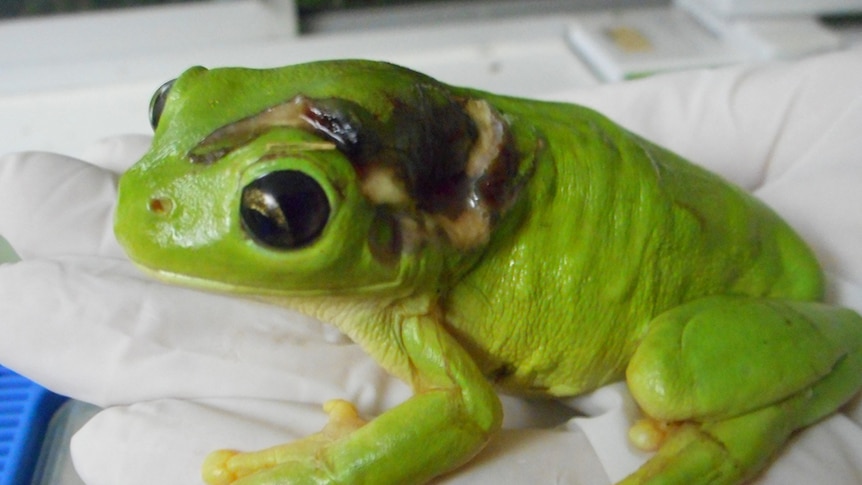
[622,295,862,485]
[203,399,367,484]
[202,313,503,485]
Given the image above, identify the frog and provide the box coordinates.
[113,59,862,485]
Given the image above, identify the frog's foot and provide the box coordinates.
[202,399,367,485]
[621,296,862,485]
[628,418,679,452]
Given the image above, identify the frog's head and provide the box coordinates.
[114,60,522,297]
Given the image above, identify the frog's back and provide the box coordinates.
[443,95,823,397]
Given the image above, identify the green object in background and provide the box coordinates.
[297,0,451,10]
[0,0,202,19]
[0,0,450,19]
[0,235,20,263]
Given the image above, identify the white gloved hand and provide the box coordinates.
[1,47,861,485]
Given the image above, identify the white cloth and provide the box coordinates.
[1,47,861,485]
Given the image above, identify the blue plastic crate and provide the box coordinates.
[0,366,66,485]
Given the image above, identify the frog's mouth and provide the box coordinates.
[137,263,265,295]
[184,92,523,253]
[130,258,407,299]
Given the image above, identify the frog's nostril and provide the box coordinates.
[148,197,174,215]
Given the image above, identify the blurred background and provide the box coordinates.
[0,1,663,22]
[2,0,861,158]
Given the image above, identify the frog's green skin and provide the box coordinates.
[114,60,862,485]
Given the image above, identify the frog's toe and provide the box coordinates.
[619,423,741,485]
[321,399,367,439]
[202,449,242,485]
[628,418,677,452]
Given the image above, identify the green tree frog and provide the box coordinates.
[114,60,862,485]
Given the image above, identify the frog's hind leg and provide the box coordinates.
[621,295,862,485]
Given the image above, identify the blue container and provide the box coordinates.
[0,366,67,485]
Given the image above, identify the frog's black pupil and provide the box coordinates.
[149,79,175,130]
[240,170,330,250]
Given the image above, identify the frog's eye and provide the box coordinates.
[240,170,331,250]
[148,79,175,130]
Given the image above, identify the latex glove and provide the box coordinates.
[1,46,861,485]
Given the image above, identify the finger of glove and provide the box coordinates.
[72,399,329,485]
[0,151,123,260]
[552,47,862,192]
[71,398,609,485]
[753,100,862,295]
[0,255,409,410]
[756,413,862,485]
